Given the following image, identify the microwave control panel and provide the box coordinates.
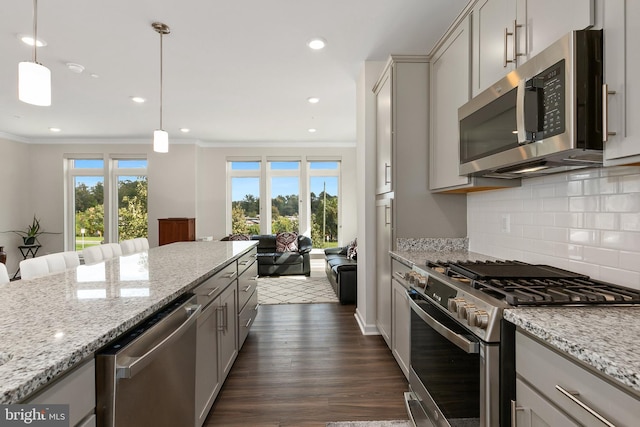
[527,59,565,141]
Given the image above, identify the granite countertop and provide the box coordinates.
[391,249,497,268]
[505,307,640,395]
[0,240,257,404]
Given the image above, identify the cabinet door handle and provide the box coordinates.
[504,21,523,67]
[206,286,220,297]
[244,318,252,328]
[510,400,524,427]
[242,285,252,292]
[384,163,391,185]
[603,83,617,142]
[239,260,250,266]
[385,205,391,225]
[223,271,237,280]
[555,385,615,427]
[216,306,224,331]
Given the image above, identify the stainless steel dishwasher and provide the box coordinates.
[96,293,201,427]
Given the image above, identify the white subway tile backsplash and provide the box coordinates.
[620,213,640,231]
[468,166,640,289]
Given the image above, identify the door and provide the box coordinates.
[430,16,471,190]
[218,283,238,381]
[375,69,393,195]
[472,0,517,95]
[376,197,392,347]
[195,301,220,426]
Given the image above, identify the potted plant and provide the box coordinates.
[3,215,59,245]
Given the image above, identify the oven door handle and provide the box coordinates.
[407,291,480,354]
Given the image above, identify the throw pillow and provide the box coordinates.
[347,238,358,260]
[275,232,298,252]
[228,234,250,241]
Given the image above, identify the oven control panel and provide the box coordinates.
[411,266,504,342]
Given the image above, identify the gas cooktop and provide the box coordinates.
[426,260,640,306]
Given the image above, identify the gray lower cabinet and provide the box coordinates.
[376,197,392,347]
[194,251,249,427]
[391,259,411,379]
[25,358,96,427]
[514,331,640,426]
[237,254,259,351]
[195,300,221,426]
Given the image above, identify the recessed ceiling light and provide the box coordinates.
[180,128,190,133]
[18,34,47,47]
[49,127,61,132]
[307,97,320,104]
[66,63,85,73]
[307,38,326,50]
[308,128,317,133]
[130,96,146,103]
[90,73,99,78]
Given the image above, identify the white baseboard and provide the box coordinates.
[354,308,381,335]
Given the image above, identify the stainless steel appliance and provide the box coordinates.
[404,260,640,427]
[458,30,604,179]
[96,293,201,427]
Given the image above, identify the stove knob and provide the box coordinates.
[460,303,476,320]
[447,297,466,314]
[469,310,489,329]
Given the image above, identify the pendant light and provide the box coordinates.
[153,22,170,153]
[18,0,51,106]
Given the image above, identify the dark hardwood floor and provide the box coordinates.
[204,303,409,427]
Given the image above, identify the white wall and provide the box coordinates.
[468,165,640,290]
[0,137,30,274]
[355,61,386,334]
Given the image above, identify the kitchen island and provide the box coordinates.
[0,240,257,405]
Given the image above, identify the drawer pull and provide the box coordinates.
[206,287,220,297]
[250,275,259,281]
[223,271,237,280]
[253,303,259,312]
[244,318,252,328]
[555,385,615,427]
[510,400,524,427]
[242,285,252,293]
[394,271,405,280]
[239,260,250,266]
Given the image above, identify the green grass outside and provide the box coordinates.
[75,236,103,251]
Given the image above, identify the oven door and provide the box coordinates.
[406,291,482,427]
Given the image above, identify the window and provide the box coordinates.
[66,156,147,251]
[308,161,340,248]
[269,161,300,233]
[227,158,340,243]
[229,161,261,234]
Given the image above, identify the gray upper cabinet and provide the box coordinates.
[430,15,473,191]
[472,0,595,97]
[375,71,393,195]
[602,0,640,164]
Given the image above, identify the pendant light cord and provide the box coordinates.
[159,31,163,130]
[33,0,38,63]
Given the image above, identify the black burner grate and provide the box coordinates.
[426,260,640,306]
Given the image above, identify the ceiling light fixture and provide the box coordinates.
[130,96,146,103]
[308,128,317,133]
[66,63,85,73]
[180,128,190,133]
[152,22,170,153]
[307,97,320,104]
[49,127,61,132]
[307,38,326,50]
[18,34,47,47]
[18,0,51,106]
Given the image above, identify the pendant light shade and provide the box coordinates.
[18,61,51,106]
[153,129,169,153]
[152,22,170,153]
[19,0,51,106]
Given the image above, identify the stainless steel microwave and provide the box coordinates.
[458,30,603,178]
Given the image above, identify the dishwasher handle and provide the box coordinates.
[116,302,201,379]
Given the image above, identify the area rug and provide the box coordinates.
[326,421,411,427]
[257,275,339,304]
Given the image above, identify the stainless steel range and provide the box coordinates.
[403,259,640,427]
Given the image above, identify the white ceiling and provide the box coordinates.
[1,0,467,145]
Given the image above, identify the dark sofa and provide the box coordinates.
[251,234,312,276]
[324,246,357,304]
